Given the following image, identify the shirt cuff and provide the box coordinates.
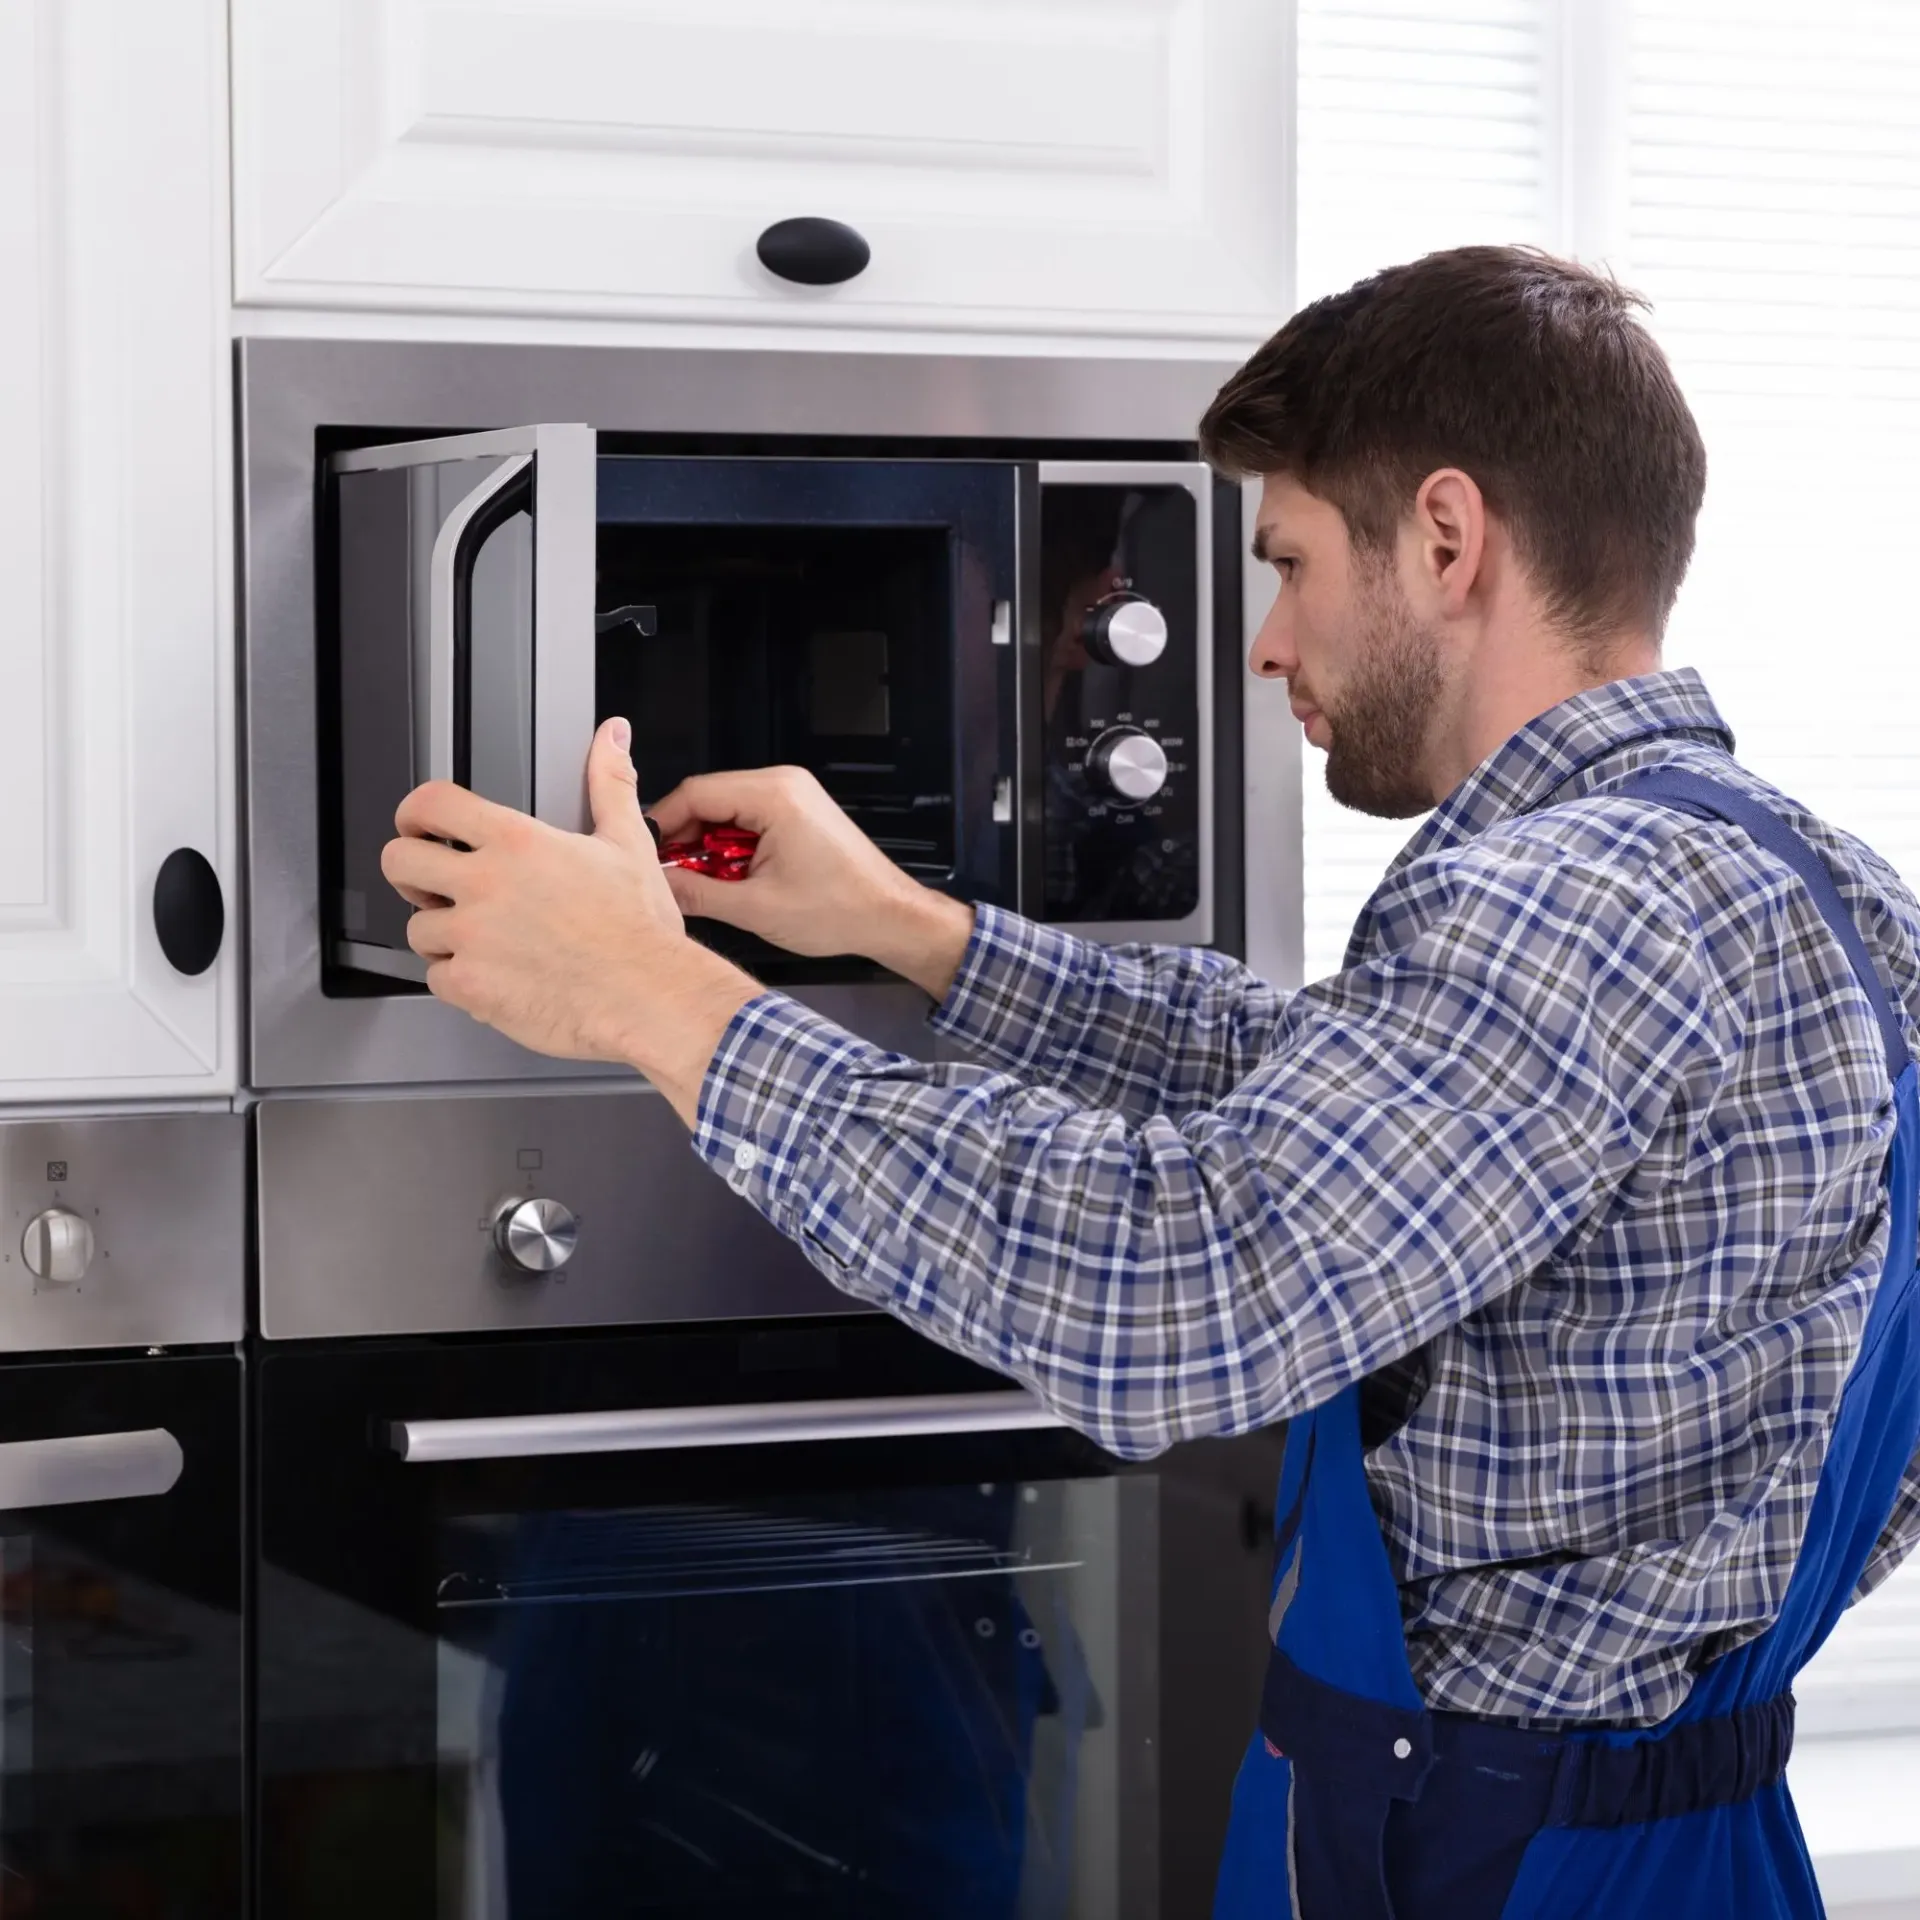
[927,902,1092,1073]
[691,991,892,1234]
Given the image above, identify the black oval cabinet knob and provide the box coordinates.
[152,848,224,977]
[756,217,871,288]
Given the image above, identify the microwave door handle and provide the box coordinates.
[387,1390,1065,1464]
[0,1429,184,1509]
[425,454,533,787]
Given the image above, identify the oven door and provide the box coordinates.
[256,1321,1278,1919]
[328,426,598,983]
[0,1352,242,1917]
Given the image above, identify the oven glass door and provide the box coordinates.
[0,1352,242,1918]
[258,1324,1277,1920]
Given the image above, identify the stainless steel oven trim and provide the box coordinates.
[0,1429,184,1508]
[330,939,428,984]
[388,1390,1064,1463]
[1239,477,1303,987]
[240,340,1246,1091]
[529,424,599,832]
[331,427,560,474]
[1035,459,1214,948]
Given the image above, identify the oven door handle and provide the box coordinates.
[426,452,533,787]
[0,1429,184,1510]
[386,1390,1065,1464]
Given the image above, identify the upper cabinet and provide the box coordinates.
[0,0,236,1102]
[229,0,1292,344]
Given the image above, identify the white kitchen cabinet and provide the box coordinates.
[0,0,236,1101]
[230,0,1292,344]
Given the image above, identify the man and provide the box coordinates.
[381,247,1920,1918]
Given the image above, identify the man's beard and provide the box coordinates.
[1320,572,1444,820]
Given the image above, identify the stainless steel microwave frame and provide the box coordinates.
[239,340,1282,1093]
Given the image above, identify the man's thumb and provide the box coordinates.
[586,717,649,853]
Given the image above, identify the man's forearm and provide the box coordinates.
[617,943,761,1127]
[862,884,976,1003]
[624,888,965,1125]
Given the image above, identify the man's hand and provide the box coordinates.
[380,718,758,1123]
[648,766,975,1002]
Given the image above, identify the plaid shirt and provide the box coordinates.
[693,669,1920,1724]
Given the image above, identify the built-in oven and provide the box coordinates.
[254,1317,1281,1920]
[0,1114,246,1918]
[240,341,1251,1090]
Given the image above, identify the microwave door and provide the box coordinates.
[329,425,596,982]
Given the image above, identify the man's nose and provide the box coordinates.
[1248,596,1295,681]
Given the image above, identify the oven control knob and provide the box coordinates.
[1086,727,1169,806]
[493,1198,579,1274]
[22,1208,95,1285]
[1083,593,1168,669]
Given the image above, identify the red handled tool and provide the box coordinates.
[647,821,760,881]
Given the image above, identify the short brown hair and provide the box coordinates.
[1199,246,1708,643]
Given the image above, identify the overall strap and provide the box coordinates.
[1613,767,1912,1080]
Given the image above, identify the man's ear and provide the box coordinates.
[1411,468,1487,618]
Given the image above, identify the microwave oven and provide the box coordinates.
[326,440,1214,989]
[241,342,1259,1092]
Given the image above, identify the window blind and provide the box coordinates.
[1627,0,1920,880]
[1295,0,1554,979]
[1623,0,1920,1765]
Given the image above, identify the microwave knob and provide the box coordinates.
[1083,593,1168,669]
[493,1197,579,1275]
[22,1208,95,1285]
[1086,727,1169,806]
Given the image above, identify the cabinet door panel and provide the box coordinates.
[0,0,234,1100]
[232,0,1291,342]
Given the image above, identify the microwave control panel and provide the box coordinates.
[1037,476,1206,929]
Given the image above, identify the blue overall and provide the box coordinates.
[1213,770,1920,1920]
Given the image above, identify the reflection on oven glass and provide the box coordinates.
[0,1533,241,1917]
[434,1481,1128,1919]
[1,1535,28,1913]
